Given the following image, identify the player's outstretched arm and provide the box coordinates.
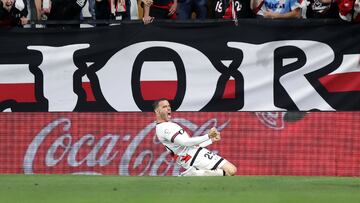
[174,134,211,147]
[173,127,221,147]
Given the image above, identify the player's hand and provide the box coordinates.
[209,127,221,142]
[208,127,219,138]
[211,132,221,142]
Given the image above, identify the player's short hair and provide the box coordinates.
[152,98,169,111]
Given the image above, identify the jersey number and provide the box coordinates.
[204,151,214,160]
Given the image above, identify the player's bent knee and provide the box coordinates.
[222,162,237,176]
[228,165,237,176]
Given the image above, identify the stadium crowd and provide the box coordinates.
[0,0,359,27]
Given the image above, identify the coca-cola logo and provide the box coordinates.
[23,117,230,176]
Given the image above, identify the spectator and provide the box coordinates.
[24,0,36,22]
[306,0,339,18]
[88,0,95,19]
[48,0,87,20]
[37,0,86,28]
[34,0,87,26]
[34,0,53,20]
[34,0,41,20]
[255,0,302,19]
[142,0,177,24]
[321,0,360,22]
[129,0,138,19]
[210,0,255,19]
[95,0,110,20]
[80,0,95,20]
[0,0,28,27]
[177,0,207,20]
[95,0,130,22]
[113,0,131,20]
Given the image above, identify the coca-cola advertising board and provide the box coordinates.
[0,112,359,176]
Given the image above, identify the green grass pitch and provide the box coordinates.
[0,175,359,203]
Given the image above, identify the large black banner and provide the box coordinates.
[0,20,359,112]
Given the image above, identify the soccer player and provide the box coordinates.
[153,98,237,176]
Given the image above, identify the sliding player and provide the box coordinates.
[153,98,237,176]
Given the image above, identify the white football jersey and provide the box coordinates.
[156,121,227,171]
[156,121,211,159]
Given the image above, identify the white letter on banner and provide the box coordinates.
[276,40,335,110]
[27,44,90,111]
[0,64,34,111]
[229,40,334,111]
[96,41,220,111]
[228,42,284,111]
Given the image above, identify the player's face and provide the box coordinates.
[156,100,172,122]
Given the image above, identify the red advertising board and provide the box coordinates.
[0,112,359,176]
